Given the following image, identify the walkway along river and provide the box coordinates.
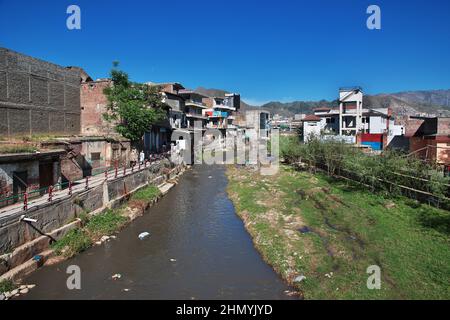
[21,165,294,299]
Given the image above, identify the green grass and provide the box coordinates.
[51,229,92,258]
[0,279,16,293]
[226,164,450,299]
[85,209,127,239]
[0,145,37,154]
[52,210,126,258]
[131,185,161,201]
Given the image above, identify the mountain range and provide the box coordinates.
[195,87,450,118]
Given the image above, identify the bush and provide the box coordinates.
[0,279,16,293]
[51,229,92,258]
[85,209,127,239]
[280,136,450,199]
[131,185,161,201]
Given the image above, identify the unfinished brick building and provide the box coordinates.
[80,79,116,136]
[0,47,82,137]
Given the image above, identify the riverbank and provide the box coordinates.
[226,164,450,299]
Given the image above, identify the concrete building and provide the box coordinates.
[41,137,131,182]
[0,150,65,208]
[301,115,322,141]
[0,47,82,137]
[339,87,363,136]
[178,89,209,130]
[407,116,450,167]
[301,87,404,150]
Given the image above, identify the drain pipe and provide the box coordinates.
[19,215,38,223]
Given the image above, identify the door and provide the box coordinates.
[39,161,54,195]
[12,171,28,203]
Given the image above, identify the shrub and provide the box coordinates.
[131,185,161,201]
[85,209,127,239]
[280,136,450,199]
[0,279,16,293]
[51,229,92,258]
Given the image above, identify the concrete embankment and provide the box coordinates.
[0,159,186,282]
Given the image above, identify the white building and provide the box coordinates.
[301,88,404,149]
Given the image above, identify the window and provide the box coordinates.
[91,152,101,161]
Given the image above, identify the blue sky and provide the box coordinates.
[1,0,450,105]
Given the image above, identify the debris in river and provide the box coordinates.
[170,258,177,262]
[138,232,150,240]
[112,274,122,280]
[100,235,110,242]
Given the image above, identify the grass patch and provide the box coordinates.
[51,229,92,258]
[226,164,450,299]
[131,185,161,201]
[0,145,37,154]
[85,209,127,239]
[0,279,16,293]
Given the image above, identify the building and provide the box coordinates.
[407,116,450,167]
[178,89,209,130]
[339,87,363,136]
[0,47,82,137]
[301,115,322,141]
[0,150,65,208]
[80,78,116,136]
[148,82,187,130]
[301,87,404,150]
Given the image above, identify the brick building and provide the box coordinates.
[0,47,82,137]
[80,79,116,136]
[407,116,450,166]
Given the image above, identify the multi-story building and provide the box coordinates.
[178,89,209,130]
[302,87,404,150]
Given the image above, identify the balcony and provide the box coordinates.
[186,113,208,120]
[185,100,208,109]
[213,104,236,111]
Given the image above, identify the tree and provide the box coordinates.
[103,63,167,142]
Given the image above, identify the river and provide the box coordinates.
[20,165,293,299]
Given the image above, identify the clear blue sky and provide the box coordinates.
[1,0,449,105]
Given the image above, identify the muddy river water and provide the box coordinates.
[21,165,293,299]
